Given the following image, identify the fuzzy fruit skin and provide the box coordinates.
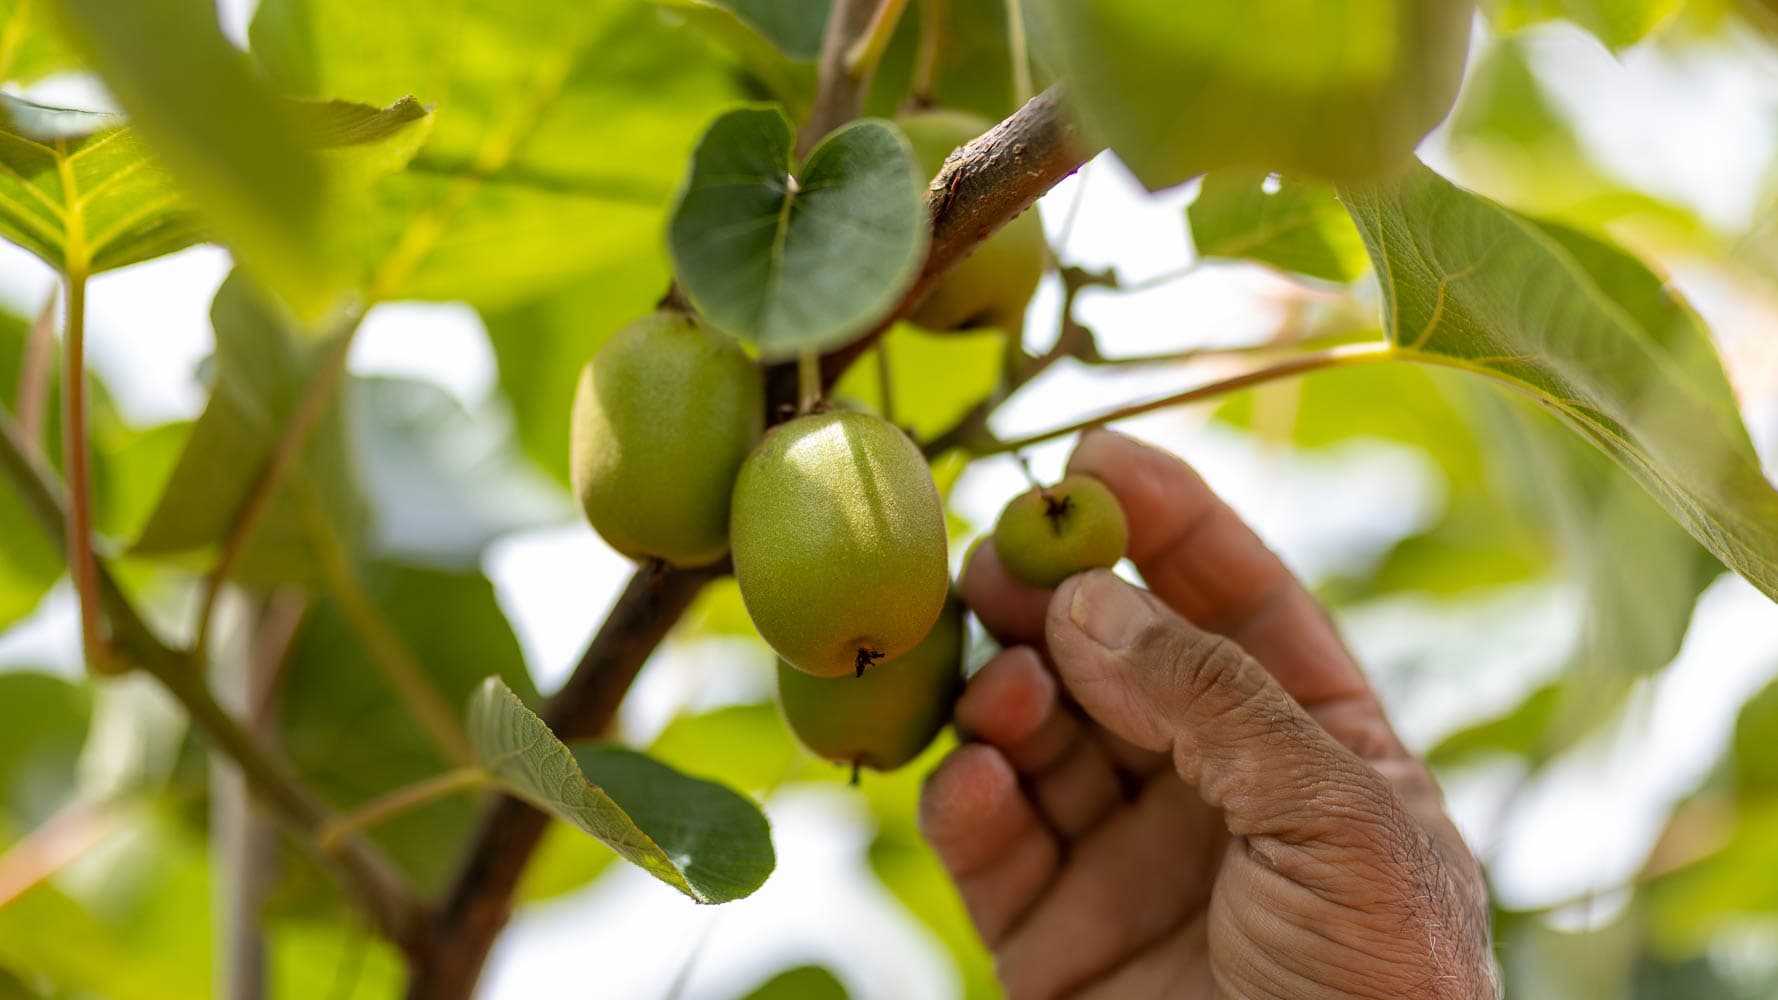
[993,474,1129,589]
[899,110,1047,333]
[570,312,763,567]
[777,596,964,772]
[731,411,949,677]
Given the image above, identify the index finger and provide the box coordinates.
[1066,429,1369,707]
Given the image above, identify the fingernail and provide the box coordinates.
[1068,571,1150,650]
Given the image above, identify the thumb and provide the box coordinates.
[1045,570,1401,847]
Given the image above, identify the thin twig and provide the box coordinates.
[318,769,491,854]
[973,342,1397,455]
[908,0,945,105]
[800,0,881,157]
[844,0,909,79]
[1004,0,1031,104]
[0,407,424,951]
[192,328,355,661]
[0,797,119,909]
[15,287,57,448]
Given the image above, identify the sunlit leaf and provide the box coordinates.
[482,252,669,487]
[1188,171,1369,283]
[468,676,774,903]
[833,324,1005,441]
[654,0,821,113]
[738,965,850,1000]
[0,94,432,277]
[132,272,364,586]
[43,0,332,305]
[1032,1,1474,189]
[669,108,928,358]
[1345,163,1778,602]
[250,0,740,307]
[1481,0,1680,49]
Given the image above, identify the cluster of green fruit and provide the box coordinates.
[567,114,1122,777]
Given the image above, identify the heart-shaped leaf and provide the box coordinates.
[1345,163,1778,602]
[669,107,928,358]
[467,676,774,903]
[1188,172,1369,283]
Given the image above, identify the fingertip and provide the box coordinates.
[960,538,1051,646]
[956,646,1056,746]
[919,743,1021,846]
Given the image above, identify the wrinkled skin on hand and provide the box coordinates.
[923,431,1497,1000]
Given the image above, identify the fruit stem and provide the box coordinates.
[60,269,115,675]
[797,349,822,415]
[908,0,945,105]
[1004,0,1032,104]
[876,338,896,425]
[850,759,862,786]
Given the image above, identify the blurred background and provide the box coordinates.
[5,2,1778,998]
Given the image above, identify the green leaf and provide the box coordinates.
[0,0,77,84]
[832,324,1005,440]
[1345,163,1778,603]
[737,965,850,1000]
[0,672,89,829]
[467,676,774,903]
[278,564,536,891]
[0,95,203,274]
[1032,1,1474,189]
[43,0,333,305]
[1480,0,1679,49]
[250,0,740,308]
[482,252,671,486]
[1188,171,1369,283]
[132,271,364,586]
[654,0,822,113]
[669,108,928,358]
[0,94,432,277]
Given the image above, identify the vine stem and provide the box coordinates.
[845,0,909,78]
[972,342,1398,455]
[59,270,113,675]
[15,287,56,447]
[318,768,491,853]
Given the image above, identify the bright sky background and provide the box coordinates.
[4,8,1778,998]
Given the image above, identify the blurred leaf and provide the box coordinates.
[1430,679,1560,766]
[737,965,850,1000]
[669,108,928,358]
[862,0,1048,122]
[654,0,821,113]
[351,376,567,569]
[267,919,405,1000]
[649,701,804,794]
[43,0,332,307]
[250,0,740,308]
[1733,676,1778,795]
[279,563,535,892]
[468,676,774,903]
[0,807,210,1000]
[0,672,89,829]
[0,966,43,1000]
[1188,171,1369,283]
[0,93,432,278]
[1032,1,1473,189]
[833,324,1004,441]
[1346,163,1778,604]
[1481,0,1680,49]
[482,252,668,486]
[1647,799,1778,952]
[132,272,364,586]
[0,0,76,84]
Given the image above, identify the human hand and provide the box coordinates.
[922,431,1496,999]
